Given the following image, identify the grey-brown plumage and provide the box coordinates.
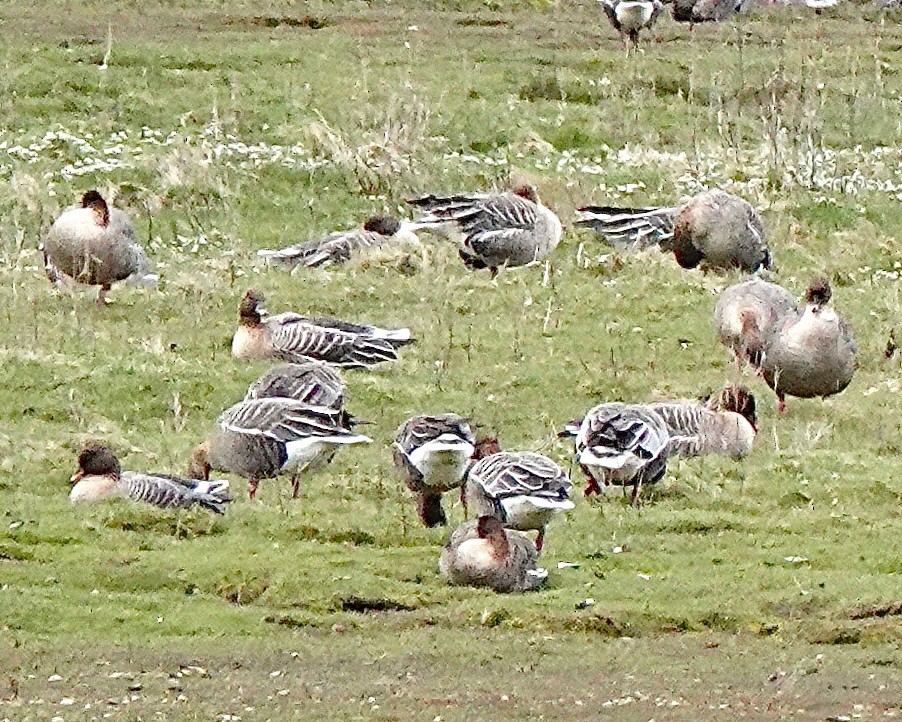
[392,414,476,528]
[69,441,231,514]
[188,398,371,499]
[672,0,743,23]
[601,0,665,47]
[231,290,414,368]
[244,361,346,410]
[408,185,562,276]
[714,278,798,367]
[42,191,156,305]
[577,190,770,272]
[439,516,548,593]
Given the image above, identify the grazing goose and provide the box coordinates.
[407,184,562,276]
[244,361,346,410]
[188,398,372,499]
[392,414,477,528]
[256,215,419,269]
[746,278,857,413]
[439,516,548,593]
[646,384,757,459]
[671,0,744,24]
[600,0,665,49]
[577,189,770,272]
[463,437,574,552]
[570,403,670,505]
[69,441,231,514]
[231,290,414,368]
[715,278,798,368]
[42,190,157,305]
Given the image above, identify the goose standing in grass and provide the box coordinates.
[744,277,857,413]
[392,414,477,528]
[70,441,231,514]
[244,361,346,410]
[568,403,670,505]
[407,184,562,277]
[256,215,419,269]
[646,384,758,459]
[188,398,371,499]
[714,277,798,368]
[600,0,665,49]
[439,516,548,593]
[42,190,157,306]
[231,290,414,368]
[463,436,573,552]
[577,189,770,272]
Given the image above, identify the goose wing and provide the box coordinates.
[469,452,572,502]
[257,229,385,268]
[244,361,346,408]
[217,399,362,444]
[577,403,670,475]
[120,472,232,514]
[576,205,676,248]
[393,414,475,455]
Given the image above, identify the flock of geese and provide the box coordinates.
[46,179,856,594]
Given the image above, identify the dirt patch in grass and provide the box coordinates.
[850,602,902,620]
[337,595,417,613]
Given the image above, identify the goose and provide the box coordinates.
[646,384,758,459]
[256,215,419,269]
[188,398,372,499]
[569,403,670,505]
[69,441,231,514]
[231,290,414,368]
[600,0,665,49]
[392,414,477,528]
[244,361,346,411]
[42,190,157,305]
[577,189,770,272]
[439,516,548,593]
[714,277,798,368]
[671,0,744,24]
[463,436,574,552]
[407,184,562,277]
[746,277,857,413]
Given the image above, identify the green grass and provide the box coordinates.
[0,0,900,717]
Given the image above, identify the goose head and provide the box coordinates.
[187,442,212,481]
[363,214,402,236]
[239,289,267,326]
[81,190,110,228]
[73,440,120,482]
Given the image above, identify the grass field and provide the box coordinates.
[0,0,900,718]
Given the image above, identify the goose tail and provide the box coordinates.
[576,205,676,249]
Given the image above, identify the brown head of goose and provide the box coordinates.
[577,189,769,273]
[407,184,562,277]
[392,414,478,528]
[231,290,414,368]
[70,441,231,513]
[439,516,548,593]
[188,398,371,499]
[42,190,157,305]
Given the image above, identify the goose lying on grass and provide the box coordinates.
[188,398,371,499]
[70,441,231,514]
[407,184,562,277]
[257,215,419,269]
[577,189,770,272]
[42,190,157,306]
[463,436,573,552]
[232,290,414,368]
[392,414,477,528]
[439,516,548,593]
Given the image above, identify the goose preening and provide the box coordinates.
[740,277,857,413]
[231,290,414,368]
[70,441,231,514]
[42,190,157,306]
[646,384,758,459]
[392,414,477,527]
[407,184,562,277]
[188,398,371,499]
[714,277,798,368]
[244,361,346,411]
[577,189,770,272]
[568,403,670,505]
[463,437,574,552]
[256,215,419,269]
[439,516,548,593]
[671,0,744,24]
[600,0,665,49]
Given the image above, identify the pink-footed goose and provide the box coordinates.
[407,184,562,277]
[70,441,231,514]
[244,361,346,410]
[232,290,414,368]
[42,190,157,305]
[600,0,665,49]
[439,516,548,593]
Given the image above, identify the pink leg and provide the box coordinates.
[248,479,259,499]
[459,486,468,518]
[535,529,545,554]
[777,395,786,415]
[291,475,300,499]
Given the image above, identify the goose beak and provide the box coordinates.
[70,471,84,483]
